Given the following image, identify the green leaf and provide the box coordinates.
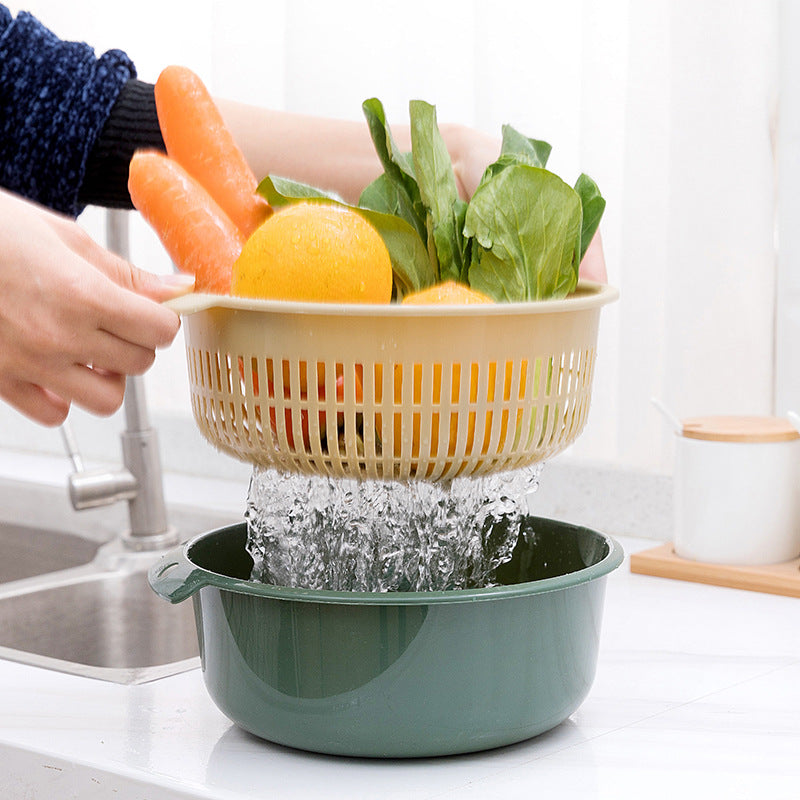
[574,173,606,262]
[359,173,404,217]
[476,126,552,191]
[357,206,437,298]
[362,98,428,244]
[500,125,552,168]
[465,165,582,301]
[257,174,434,300]
[467,245,527,303]
[409,100,466,283]
[256,175,340,205]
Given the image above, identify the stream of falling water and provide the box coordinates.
[245,464,543,592]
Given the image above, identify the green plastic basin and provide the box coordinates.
[149,516,622,758]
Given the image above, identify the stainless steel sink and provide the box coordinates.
[0,523,99,583]
[0,557,199,684]
[0,513,236,684]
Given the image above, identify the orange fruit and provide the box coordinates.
[231,201,393,304]
[401,280,493,305]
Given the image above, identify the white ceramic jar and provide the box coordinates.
[673,416,800,565]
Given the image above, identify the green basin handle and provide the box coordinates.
[148,545,208,604]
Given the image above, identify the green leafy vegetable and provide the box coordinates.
[259,99,605,303]
[409,100,469,284]
[363,101,603,301]
[360,98,428,244]
[465,165,582,301]
[258,174,341,204]
[574,173,606,262]
[477,125,552,187]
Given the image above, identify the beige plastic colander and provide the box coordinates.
[167,281,617,481]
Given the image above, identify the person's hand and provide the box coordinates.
[0,189,194,426]
[440,123,502,200]
[579,230,608,283]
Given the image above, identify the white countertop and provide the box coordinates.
[1,535,799,800]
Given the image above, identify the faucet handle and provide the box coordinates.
[60,420,138,510]
[68,467,138,511]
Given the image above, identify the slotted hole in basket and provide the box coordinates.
[187,347,198,386]
[224,353,240,440]
[511,358,535,452]
[378,361,394,477]
[222,352,242,437]
[223,352,234,395]
[202,350,213,393]
[340,361,369,462]
[423,361,443,466]
[404,362,452,470]
[360,362,380,465]
[243,355,264,444]
[249,355,283,453]
[300,360,324,459]
[510,358,531,451]
[283,358,313,456]
[200,351,226,438]
[524,356,548,451]
[455,362,479,459]
[258,359,373,462]
[263,357,289,453]
[538,352,572,450]
[321,360,340,462]
[482,360,514,455]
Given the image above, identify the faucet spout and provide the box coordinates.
[61,210,180,551]
[120,375,177,549]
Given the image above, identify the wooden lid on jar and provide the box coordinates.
[681,416,800,443]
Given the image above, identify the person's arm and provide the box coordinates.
[0,8,137,217]
[0,7,193,426]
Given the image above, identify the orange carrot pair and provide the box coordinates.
[128,151,244,294]
[128,65,272,293]
[154,65,271,238]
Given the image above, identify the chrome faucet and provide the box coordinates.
[60,210,178,551]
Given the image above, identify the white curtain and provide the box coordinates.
[2,0,780,476]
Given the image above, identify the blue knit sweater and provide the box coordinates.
[0,5,136,217]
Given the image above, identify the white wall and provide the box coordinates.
[0,0,781,478]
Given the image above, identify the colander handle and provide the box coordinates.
[162,292,226,315]
[148,545,208,603]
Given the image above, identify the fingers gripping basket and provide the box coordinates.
[169,282,617,482]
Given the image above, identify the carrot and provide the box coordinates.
[128,150,245,294]
[154,65,271,238]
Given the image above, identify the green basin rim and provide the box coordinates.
[184,518,624,607]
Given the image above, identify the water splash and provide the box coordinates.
[245,464,543,592]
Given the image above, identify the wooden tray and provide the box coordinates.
[630,543,800,598]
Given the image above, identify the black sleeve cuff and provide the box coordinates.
[78,78,165,209]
